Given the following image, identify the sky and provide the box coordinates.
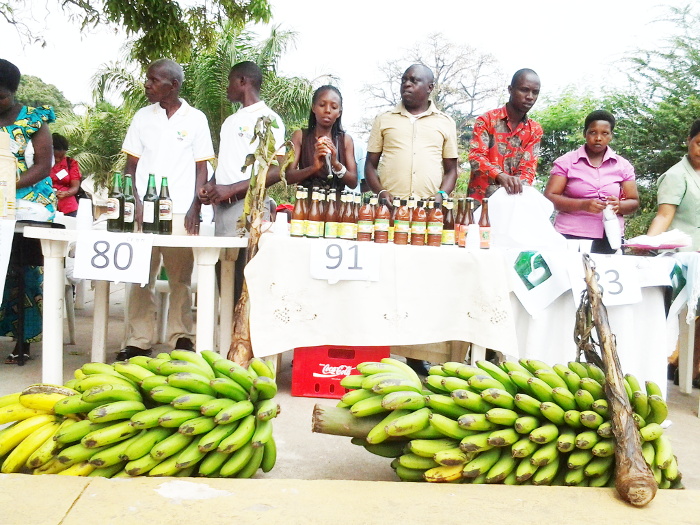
[2,0,685,136]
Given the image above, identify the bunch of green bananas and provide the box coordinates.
[0,351,279,478]
[338,357,682,488]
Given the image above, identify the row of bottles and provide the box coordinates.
[105,172,172,234]
[289,185,491,248]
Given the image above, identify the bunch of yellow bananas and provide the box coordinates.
[337,357,681,488]
[0,351,279,478]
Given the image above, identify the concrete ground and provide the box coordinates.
[1,283,698,489]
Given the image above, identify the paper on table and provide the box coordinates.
[626,229,692,248]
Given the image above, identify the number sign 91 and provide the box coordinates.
[310,239,380,284]
[73,230,152,284]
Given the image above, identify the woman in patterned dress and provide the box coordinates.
[0,58,57,363]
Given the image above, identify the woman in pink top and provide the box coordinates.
[544,110,639,253]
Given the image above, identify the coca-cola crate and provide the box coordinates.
[291,345,390,399]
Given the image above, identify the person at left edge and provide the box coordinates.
[0,58,57,364]
[118,58,215,360]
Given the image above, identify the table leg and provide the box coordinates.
[219,248,238,357]
[39,239,68,384]
[91,281,110,363]
[678,306,695,395]
[193,247,221,353]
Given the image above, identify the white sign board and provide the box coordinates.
[73,230,153,285]
[569,254,642,306]
[0,219,15,294]
[309,239,381,284]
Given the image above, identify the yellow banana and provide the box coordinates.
[27,418,74,468]
[0,403,49,425]
[0,414,58,456]
[0,392,21,409]
[1,420,62,473]
[423,463,464,483]
[57,460,96,476]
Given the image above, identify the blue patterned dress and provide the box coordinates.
[0,105,56,343]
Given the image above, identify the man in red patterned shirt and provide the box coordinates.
[467,69,543,202]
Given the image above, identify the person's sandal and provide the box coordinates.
[4,353,31,365]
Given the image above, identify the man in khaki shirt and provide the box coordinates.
[365,64,458,206]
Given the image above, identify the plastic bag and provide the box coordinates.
[486,186,567,251]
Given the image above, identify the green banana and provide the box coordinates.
[476,360,517,396]
[563,410,583,429]
[579,377,605,400]
[82,420,140,448]
[350,395,388,418]
[341,387,376,407]
[352,438,406,458]
[459,431,494,453]
[53,394,104,416]
[167,372,217,396]
[81,383,142,404]
[468,374,507,393]
[440,376,473,392]
[251,419,273,447]
[567,361,589,378]
[510,436,538,458]
[591,399,610,419]
[641,440,655,466]
[361,372,407,390]
[54,419,111,444]
[150,432,194,460]
[197,421,240,453]
[596,421,613,438]
[144,357,170,374]
[88,462,126,478]
[394,464,426,482]
[528,423,559,444]
[170,350,216,379]
[584,455,614,477]
[357,361,408,376]
[530,440,559,467]
[507,370,533,396]
[236,445,265,478]
[556,427,576,453]
[514,416,540,435]
[647,395,669,425]
[200,398,238,418]
[75,373,136,392]
[147,455,181,477]
[631,391,649,419]
[564,466,587,486]
[88,431,145,467]
[209,377,250,402]
[130,405,176,429]
[451,389,493,413]
[366,409,413,445]
[251,376,278,401]
[580,410,604,429]
[462,446,502,478]
[158,408,201,428]
[139,375,169,393]
[125,453,163,476]
[457,413,498,432]
[213,400,255,425]
[149,385,192,404]
[425,394,471,419]
[261,436,277,473]
[515,455,539,482]
[513,393,542,417]
[424,374,451,394]
[484,451,516,483]
[539,401,566,425]
[371,377,422,395]
[381,391,426,411]
[575,430,600,449]
[574,389,595,411]
[534,368,568,390]
[174,439,207,468]
[501,360,532,375]
[645,380,663,398]
[584,363,605,383]
[57,442,109,467]
[640,423,664,442]
[407,438,459,458]
[198,450,231,477]
[87,400,146,423]
[550,387,577,411]
[480,388,515,410]
[434,447,469,467]
[526,377,554,403]
[218,414,256,453]
[255,399,280,422]
[158,359,209,377]
[652,435,674,469]
[179,416,217,436]
[219,442,256,477]
[122,427,174,461]
[171,393,217,410]
[486,428,520,448]
[399,452,439,470]
[385,408,431,437]
[428,365,448,377]
[531,456,560,485]
[485,408,519,426]
[339,374,365,390]
[113,362,155,384]
[591,438,615,458]
[560,370,583,394]
[522,359,554,374]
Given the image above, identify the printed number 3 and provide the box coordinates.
[594,269,623,295]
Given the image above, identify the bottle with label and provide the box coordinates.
[339,192,356,240]
[388,196,400,243]
[393,199,410,245]
[426,199,444,247]
[357,194,374,242]
[410,200,427,246]
[461,197,474,248]
[318,188,327,219]
[455,198,466,247]
[106,172,124,233]
[479,197,491,249]
[324,189,339,238]
[374,197,390,243]
[306,188,323,238]
[158,176,173,235]
[122,174,135,232]
[352,193,361,239]
[290,186,306,237]
[142,172,160,234]
[441,198,455,246]
[406,195,417,244]
[300,187,310,235]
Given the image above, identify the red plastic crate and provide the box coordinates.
[291,345,390,399]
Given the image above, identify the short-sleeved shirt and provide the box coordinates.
[367,101,458,199]
[215,101,285,185]
[50,157,81,214]
[122,99,215,214]
[657,155,700,251]
[467,106,543,202]
[550,145,636,238]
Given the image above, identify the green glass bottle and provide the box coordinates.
[142,173,159,234]
[158,176,172,235]
[106,172,124,233]
[122,174,135,233]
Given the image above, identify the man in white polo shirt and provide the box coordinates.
[199,61,285,236]
[119,58,215,360]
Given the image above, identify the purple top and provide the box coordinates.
[550,145,635,238]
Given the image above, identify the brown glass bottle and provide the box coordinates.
[357,194,374,242]
[352,193,361,239]
[106,172,124,233]
[324,190,339,238]
[441,198,455,246]
[393,199,410,245]
[306,188,323,238]
[374,197,390,243]
[122,174,135,233]
[339,192,356,240]
[455,197,466,247]
[142,172,159,234]
[426,200,444,247]
[479,197,491,249]
[410,200,427,246]
[388,196,400,243]
[290,186,306,237]
[158,176,173,235]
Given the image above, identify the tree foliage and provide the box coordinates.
[16,75,74,115]
[1,0,272,65]
[362,34,504,148]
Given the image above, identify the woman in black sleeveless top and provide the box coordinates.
[286,85,357,193]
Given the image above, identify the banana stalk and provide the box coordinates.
[312,404,388,439]
[581,254,657,507]
[228,116,294,365]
